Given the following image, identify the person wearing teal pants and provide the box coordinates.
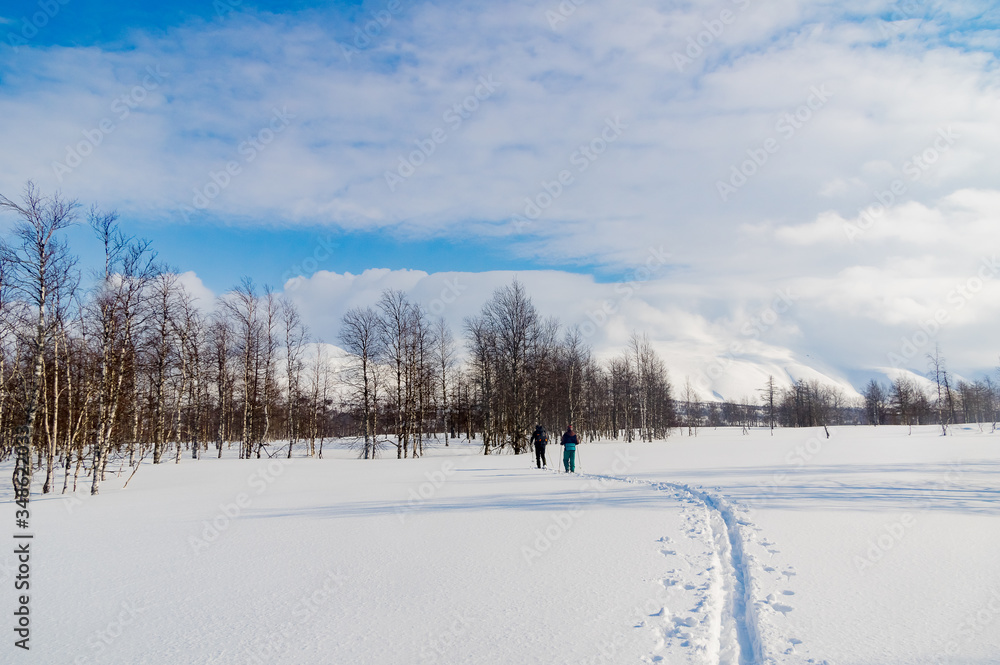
[560,425,578,473]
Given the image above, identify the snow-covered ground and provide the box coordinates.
[3,425,999,664]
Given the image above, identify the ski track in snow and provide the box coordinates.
[579,471,821,665]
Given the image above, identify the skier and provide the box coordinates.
[530,424,548,469]
[560,424,578,473]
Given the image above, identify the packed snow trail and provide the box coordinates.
[702,489,758,665]
[580,470,769,665]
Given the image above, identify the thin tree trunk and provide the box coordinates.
[62,447,72,494]
[42,334,60,494]
[72,448,83,492]
[14,303,47,502]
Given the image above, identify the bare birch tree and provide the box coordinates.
[89,210,156,495]
[282,297,308,458]
[340,307,384,459]
[0,183,79,500]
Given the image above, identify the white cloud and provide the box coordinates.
[175,271,216,312]
[282,266,862,401]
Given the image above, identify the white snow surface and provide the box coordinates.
[3,425,1000,664]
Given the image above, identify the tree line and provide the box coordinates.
[671,350,1000,434]
[338,279,675,459]
[0,185,338,496]
[3,184,998,500]
[859,348,1000,433]
[0,184,677,497]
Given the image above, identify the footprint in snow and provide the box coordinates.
[660,549,676,556]
[673,615,698,628]
[771,603,794,614]
[782,590,795,596]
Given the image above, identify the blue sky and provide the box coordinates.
[5,0,353,48]
[4,0,587,289]
[61,220,585,294]
[3,0,1000,396]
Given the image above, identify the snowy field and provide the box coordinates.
[3,425,1000,665]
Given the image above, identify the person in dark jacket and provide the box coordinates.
[530,425,548,469]
[560,425,578,473]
